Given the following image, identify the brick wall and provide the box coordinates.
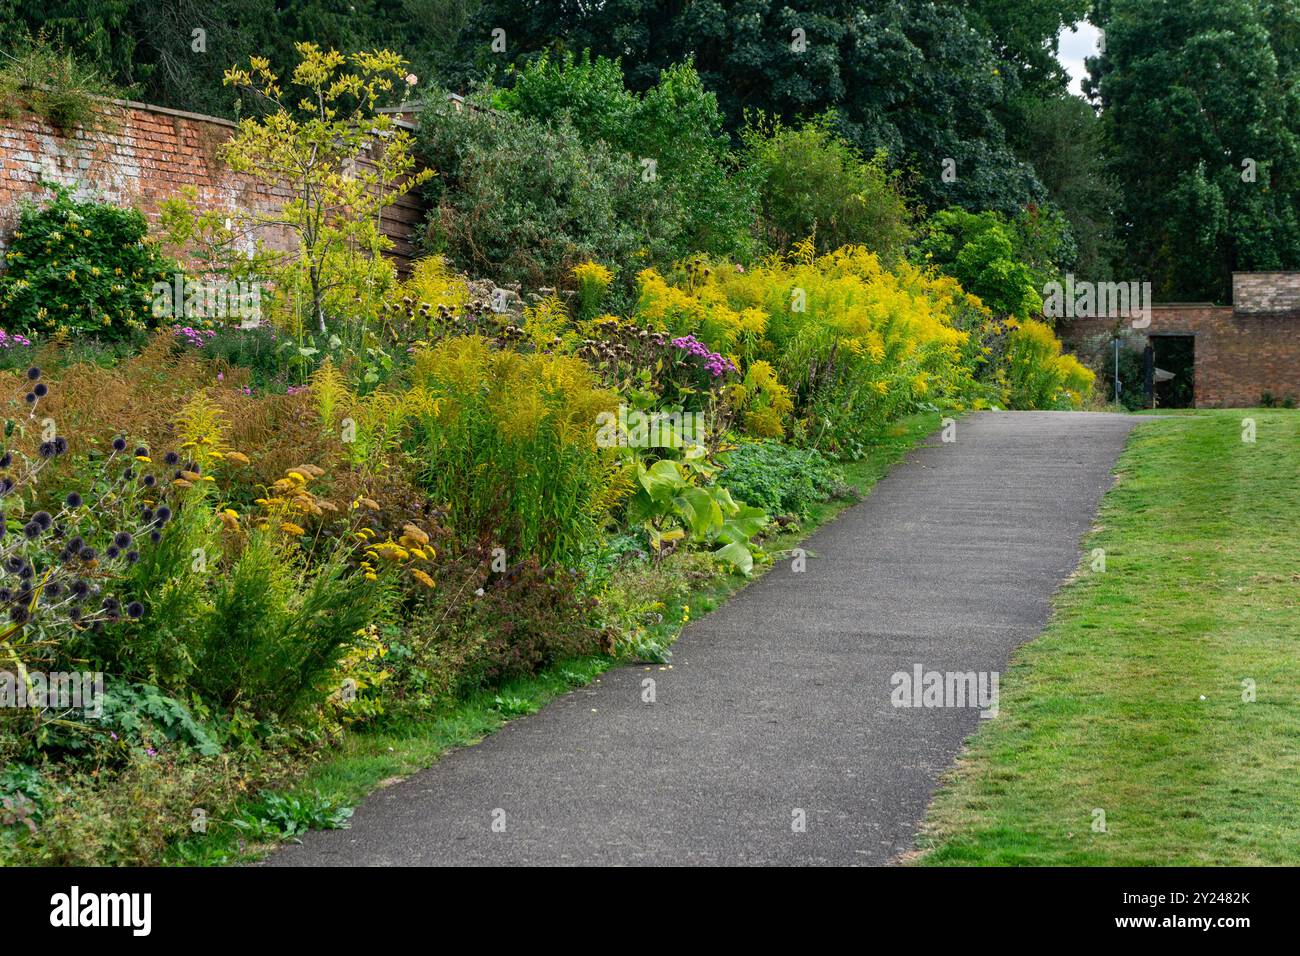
[0,98,424,271]
[1232,271,1300,314]
[1058,299,1300,407]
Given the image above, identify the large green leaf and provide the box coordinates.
[673,486,724,540]
[717,504,769,544]
[712,540,754,576]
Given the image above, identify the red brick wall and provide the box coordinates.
[0,99,424,271]
[1233,271,1300,314]
[1058,303,1300,407]
[0,100,295,259]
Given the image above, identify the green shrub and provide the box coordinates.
[188,531,375,720]
[0,185,177,339]
[719,440,847,518]
[912,208,1072,321]
[743,114,911,263]
[498,52,758,265]
[417,88,680,289]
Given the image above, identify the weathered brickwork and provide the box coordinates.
[1058,280,1300,407]
[0,99,423,269]
[1233,271,1300,314]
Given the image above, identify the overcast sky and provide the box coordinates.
[1057,21,1103,97]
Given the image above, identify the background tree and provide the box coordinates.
[495,52,757,263]
[448,0,1050,216]
[1089,0,1300,301]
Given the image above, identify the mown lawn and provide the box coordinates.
[917,408,1300,865]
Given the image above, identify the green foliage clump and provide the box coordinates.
[168,527,375,720]
[719,440,847,518]
[418,92,672,289]
[498,52,758,265]
[0,185,176,340]
[0,34,126,132]
[743,115,912,264]
[913,208,1070,320]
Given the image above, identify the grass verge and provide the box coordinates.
[174,411,943,864]
[916,408,1300,865]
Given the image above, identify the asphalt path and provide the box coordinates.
[267,411,1144,866]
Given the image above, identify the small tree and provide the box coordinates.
[221,44,432,335]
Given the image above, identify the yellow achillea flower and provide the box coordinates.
[410,569,436,589]
[280,522,306,536]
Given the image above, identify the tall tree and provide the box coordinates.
[447,0,1049,215]
[1090,0,1300,301]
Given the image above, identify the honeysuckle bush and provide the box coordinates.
[0,185,177,340]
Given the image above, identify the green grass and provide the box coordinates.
[917,408,1300,865]
[175,411,942,864]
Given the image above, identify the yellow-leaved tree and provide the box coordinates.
[221,44,433,336]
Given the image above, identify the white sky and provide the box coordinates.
[1057,21,1103,97]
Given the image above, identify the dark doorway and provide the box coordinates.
[1149,335,1195,408]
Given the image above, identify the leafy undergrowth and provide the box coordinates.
[916,409,1300,865]
[173,411,942,865]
